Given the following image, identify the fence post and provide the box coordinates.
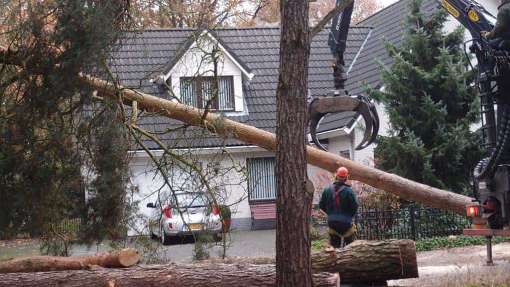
[410,205,417,241]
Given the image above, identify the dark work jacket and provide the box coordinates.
[319,182,358,224]
[487,0,510,42]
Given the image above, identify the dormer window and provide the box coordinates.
[180,76,235,111]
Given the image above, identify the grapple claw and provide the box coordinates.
[308,94,379,151]
[355,95,380,150]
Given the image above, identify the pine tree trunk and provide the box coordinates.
[275,0,313,286]
[311,240,418,284]
[200,239,418,284]
[0,248,140,273]
[0,46,474,214]
[0,264,340,287]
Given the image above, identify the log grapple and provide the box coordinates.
[308,0,379,152]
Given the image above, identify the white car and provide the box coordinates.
[147,192,223,245]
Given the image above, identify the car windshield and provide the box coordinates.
[170,193,207,208]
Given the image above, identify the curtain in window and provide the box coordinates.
[180,79,197,107]
[219,77,234,110]
[179,76,234,111]
[247,157,276,201]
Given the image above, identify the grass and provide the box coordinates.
[311,238,327,251]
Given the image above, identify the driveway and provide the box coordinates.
[157,229,275,263]
[0,229,276,263]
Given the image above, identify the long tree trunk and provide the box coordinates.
[0,264,340,287]
[0,46,474,214]
[0,248,140,273]
[82,74,473,214]
[201,239,419,284]
[275,1,313,287]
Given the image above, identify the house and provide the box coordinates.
[109,0,499,234]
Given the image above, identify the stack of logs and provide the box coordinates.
[0,240,418,287]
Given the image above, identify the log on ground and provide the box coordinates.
[0,248,140,273]
[0,264,340,287]
[202,239,418,284]
[311,239,418,284]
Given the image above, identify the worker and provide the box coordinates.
[481,0,510,50]
[319,166,358,248]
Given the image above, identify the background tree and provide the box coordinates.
[131,0,259,28]
[368,0,483,194]
[248,0,380,26]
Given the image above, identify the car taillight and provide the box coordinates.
[212,206,220,215]
[163,206,172,218]
[466,204,481,218]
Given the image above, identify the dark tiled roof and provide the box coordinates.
[347,0,439,93]
[110,26,371,149]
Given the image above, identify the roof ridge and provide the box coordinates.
[127,25,372,33]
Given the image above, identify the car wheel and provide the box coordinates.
[160,225,172,245]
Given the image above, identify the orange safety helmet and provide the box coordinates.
[335,167,349,178]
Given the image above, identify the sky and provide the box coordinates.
[377,0,400,8]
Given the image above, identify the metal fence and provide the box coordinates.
[314,205,470,241]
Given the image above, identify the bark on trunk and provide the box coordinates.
[311,239,418,284]
[201,239,418,284]
[0,46,474,214]
[0,248,140,273]
[275,0,313,287]
[0,264,340,287]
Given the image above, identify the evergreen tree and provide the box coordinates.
[0,0,132,239]
[368,0,483,193]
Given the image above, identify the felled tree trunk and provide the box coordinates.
[83,75,473,215]
[0,264,340,287]
[0,248,140,273]
[311,240,418,284]
[0,46,474,214]
[202,239,418,284]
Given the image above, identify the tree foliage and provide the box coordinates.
[248,0,380,27]
[368,0,483,193]
[0,0,132,239]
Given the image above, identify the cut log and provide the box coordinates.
[202,239,418,284]
[0,46,474,214]
[0,264,340,287]
[311,239,418,284]
[0,248,140,273]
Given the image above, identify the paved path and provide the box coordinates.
[389,243,510,286]
[159,229,276,263]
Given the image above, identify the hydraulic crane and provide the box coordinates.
[308,0,510,259]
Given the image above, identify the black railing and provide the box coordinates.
[314,205,470,241]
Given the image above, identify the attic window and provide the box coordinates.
[180,76,235,111]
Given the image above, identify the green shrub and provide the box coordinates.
[415,236,510,252]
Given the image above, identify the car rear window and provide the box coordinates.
[172,193,207,208]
